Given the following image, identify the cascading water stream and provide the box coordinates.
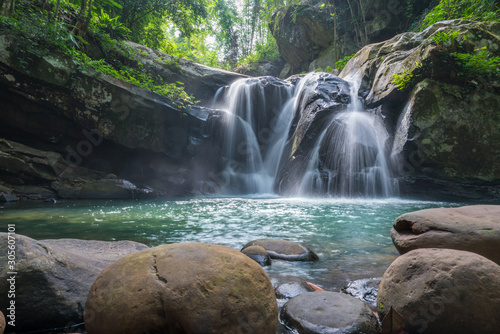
[212,73,397,197]
[212,77,294,194]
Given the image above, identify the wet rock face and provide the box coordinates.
[0,34,231,197]
[281,291,378,334]
[85,243,279,334]
[377,248,500,334]
[391,205,500,265]
[0,234,148,332]
[277,73,351,194]
[395,79,500,192]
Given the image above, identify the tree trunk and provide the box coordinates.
[73,0,89,37]
[332,0,338,64]
[1,0,15,17]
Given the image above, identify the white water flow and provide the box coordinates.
[213,78,294,194]
[214,73,397,196]
[298,75,396,197]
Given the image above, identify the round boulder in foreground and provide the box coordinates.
[242,239,319,261]
[241,245,272,266]
[84,242,278,334]
[377,248,500,334]
[0,310,5,334]
[391,205,500,265]
[281,291,378,334]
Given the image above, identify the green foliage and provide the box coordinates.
[421,0,500,30]
[0,0,195,103]
[70,49,196,103]
[431,30,462,46]
[237,38,281,67]
[391,69,414,90]
[391,63,422,90]
[451,47,500,79]
[335,53,355,70]
[91,9,130,40]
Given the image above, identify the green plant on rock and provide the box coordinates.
[431,30,463,47]
[391,62,423,90]
[451,47,500,79]
[91,9,131,40]
[334,53,355,71]
[391,69,414,90]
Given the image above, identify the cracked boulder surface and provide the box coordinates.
[0,233,148,332]
[377,248,500,334]
[84,242,279,334]
[391,205,500,265]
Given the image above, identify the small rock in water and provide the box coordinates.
[275,282,315,308]
[281,291,378,334]
[342,277,381,310]
[241,245,271,266]
[242,239,319,261]
[0,193,17,202]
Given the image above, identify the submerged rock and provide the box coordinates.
[391,205,500,265]
[281,291,378,334]
[377,248,500,334]
[275,282,314,300]
[241,245,272,266]
[85,242,278,334]
[242,239,319,261]
[0,193,16,202]
[0,234,147,332]
[342,277,381,311]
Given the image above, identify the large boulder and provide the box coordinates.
[281,291,378,334]
[0,234,147,332]
[391,205,500,265]
[392,78,500,197]
[377,248,500,334]
[84,242,278,334]
[242,238,319,261]
[340,20,500,105]
[0,311,5,334]
[270,0,434,74]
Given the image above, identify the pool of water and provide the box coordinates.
[0,196,466,290]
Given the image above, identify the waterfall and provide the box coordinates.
[212,77,294,194]
[297,72,397,197]
[211,73,397,197]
